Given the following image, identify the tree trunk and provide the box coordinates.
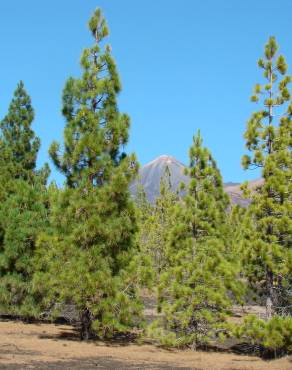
[266,297,272,320]
[266,269,275,320]
[80,308,91,340]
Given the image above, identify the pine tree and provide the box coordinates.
[241,37,292,317]
[0,82,49,316]
[0,180,49,316]
[0,81,40,183]
[34,8,140,340]
[136,168,178,312]
[150,132,242,347]
[137,167,178,280]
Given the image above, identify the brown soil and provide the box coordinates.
[0,319,291,370]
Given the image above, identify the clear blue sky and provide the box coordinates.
[0,0,291,185]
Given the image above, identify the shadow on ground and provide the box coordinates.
[0,357,196,370]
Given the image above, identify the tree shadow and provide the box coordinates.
[0,314,69,326]
[38,326,81,342]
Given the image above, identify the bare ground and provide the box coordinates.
[0,320,291,370]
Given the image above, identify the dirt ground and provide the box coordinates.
[0,320,291,370]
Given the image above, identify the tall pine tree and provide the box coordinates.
[0,82,49,317]
[34,8,140,339]
[241,37,292,317]
[150,132,242,347]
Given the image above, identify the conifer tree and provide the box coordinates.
[241,37,292,317]
[0,181,49,316]
[34,8,140,340]
[135,183,151,224]
[0,82,49,316]
[151,132,242,347]
[137,167,177,280]
[0,81,40,183]
[136,168,178,312]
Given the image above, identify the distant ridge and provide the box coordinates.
[130,155,260,206]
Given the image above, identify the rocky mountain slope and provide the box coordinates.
[130,155,260,206]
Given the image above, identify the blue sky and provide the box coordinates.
[0,0,291,185]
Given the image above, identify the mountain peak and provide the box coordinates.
[130,155,188,203]
[144,155,184,168]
